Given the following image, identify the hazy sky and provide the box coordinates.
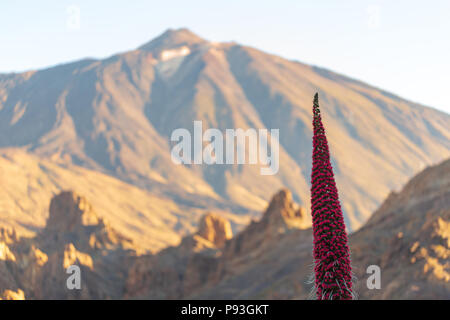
[1,1,449,113]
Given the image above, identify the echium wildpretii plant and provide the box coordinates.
[310,93,354,300]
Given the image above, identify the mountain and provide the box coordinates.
[0,27,449,234]
[1,159,448,299]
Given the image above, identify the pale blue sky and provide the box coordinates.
[1,1,449,113]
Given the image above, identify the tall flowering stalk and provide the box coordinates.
[310,93,353,300]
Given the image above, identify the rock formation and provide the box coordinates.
[197,213,233,248]
[0,191,138,299]
[0,159,448,299]
[123,160,449,300]
[124,212,235,299]
[124,189,310,299]
[46,192,99,233]
[350,158,450,299]
[1,289,25,300]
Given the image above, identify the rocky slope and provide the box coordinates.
[124,189,311,299]
[0,159,448,299]
[0,191,138,299]
[1,28,449,232]
[0,148,250,252]
[124,159,449,299]
[350,157,450,299]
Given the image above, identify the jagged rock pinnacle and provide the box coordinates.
[46,191,99,232]
[196,213,233,247]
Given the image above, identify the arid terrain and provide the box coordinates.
[0,29,449,300]
[125,158,450,300]
[0,148,249,252]
[0,158,449,299]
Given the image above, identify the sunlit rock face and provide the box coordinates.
[0,192,138,299]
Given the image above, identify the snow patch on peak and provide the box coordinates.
[160,46,191,61]
[156,46,192,80]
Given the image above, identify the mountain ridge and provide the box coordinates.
[1,27,450,118]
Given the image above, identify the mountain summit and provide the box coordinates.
[139,28,207,53]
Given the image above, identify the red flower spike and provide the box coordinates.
[310,93,353,300]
